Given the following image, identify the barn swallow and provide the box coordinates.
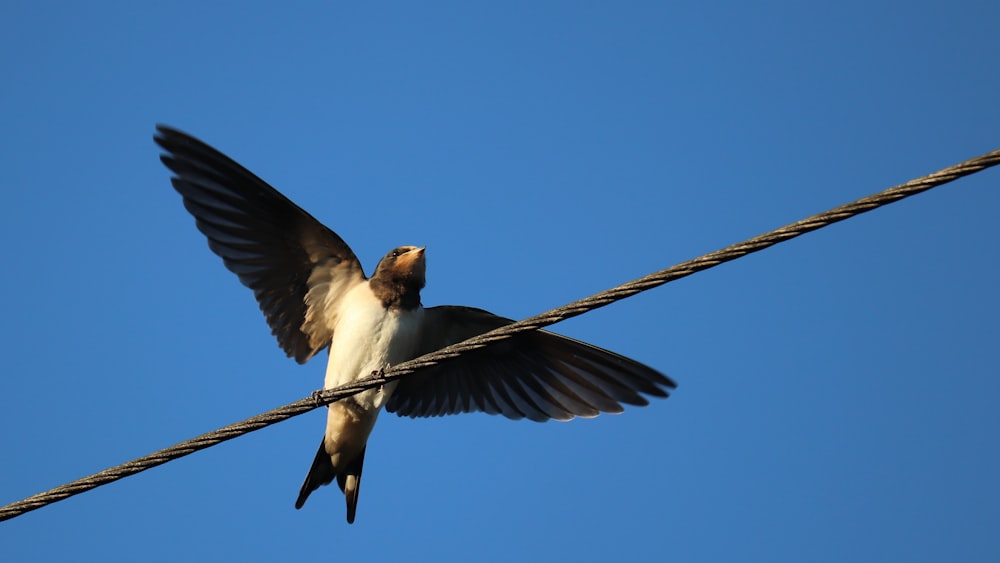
[154,125,677,524]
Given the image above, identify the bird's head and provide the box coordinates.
[373,245,426,288]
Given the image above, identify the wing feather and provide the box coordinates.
[386,306,676,421]
[154,125,365,363]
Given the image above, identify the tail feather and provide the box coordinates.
[295,439,336,509]
[337,446,366,524]
[294,439,367,524]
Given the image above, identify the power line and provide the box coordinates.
[2,147,998,523]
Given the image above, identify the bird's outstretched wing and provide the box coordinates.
[155,125,365,363]
[386,306,676,422]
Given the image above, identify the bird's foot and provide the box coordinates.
[310,389,325,406]
[372,364,390,392]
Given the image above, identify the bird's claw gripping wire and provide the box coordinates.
[371,365,389,393]
[310,389,325,407]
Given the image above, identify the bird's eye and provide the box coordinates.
[390,250,401,258]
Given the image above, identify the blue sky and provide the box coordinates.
[2,2,998,561]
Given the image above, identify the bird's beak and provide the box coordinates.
[403,246,427,279]
[397,246,426,269]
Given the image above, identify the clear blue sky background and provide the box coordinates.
[2,2,998,561]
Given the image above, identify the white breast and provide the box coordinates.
[324,282,424,410]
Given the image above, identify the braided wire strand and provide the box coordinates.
[2,147,997,522]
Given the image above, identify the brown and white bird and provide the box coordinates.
[154,125,677,524]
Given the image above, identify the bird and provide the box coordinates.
[154,125,677,524]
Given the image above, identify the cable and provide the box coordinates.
[2,147,998,523]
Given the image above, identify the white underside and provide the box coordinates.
[322,282,424,468]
